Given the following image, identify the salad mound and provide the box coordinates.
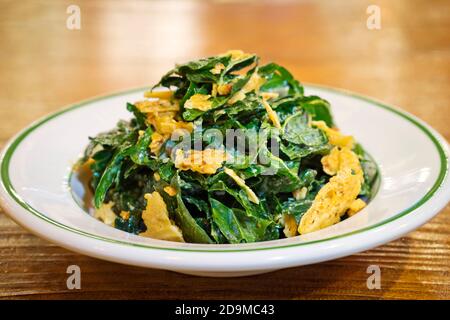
[78,50,378,244]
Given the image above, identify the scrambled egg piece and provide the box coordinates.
[283,214,298,238]
[174,148,228,175]
[135,99,179,114]
[228,71,265,104]
[149,131,166,155]
[262,99,281,129]
[224,168,260,204]
[120,211,130,220]
[244,71,265,92]
[312,120,354,149]
[293,187,307,200]
[218,83,232,96]
[225,49,252,61]
[321,146,340,175]
[228,90,245,104]
[135,100,193,137]
[163,186,177,197]
[135,99,193,156]
[144,90,173,100]
[261,92,279,100]
[94,202,117,227]
[184,93,213,111]
[322,146,363,178]
[139,192,184,242]
[298,146,364,234]
[347,198,366,217]
[211,84,218,97]
[150,115,193,137]
[210,63,225,75]
[298,168,362,234]
[73,157,95,173]
[153,172,161,181]
[212,83,232,97]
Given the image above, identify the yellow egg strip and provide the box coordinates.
[298,146,364,234]
[283,214,298,238]
[312,120,354,149]
[149,131,166,155]
[262,99,281,129]
[184,93,213,111]
[210,63,225,74]
[163,186,177,197]
[347,198,367,217]
[298,167,362,234]
[139,191,184,242]
[224,167,260,204]
[228,71,265,104]
[144,90,174,100]
[174,149,228,175]
[94,202,116,227]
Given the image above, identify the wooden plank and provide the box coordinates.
[0,0,449,299]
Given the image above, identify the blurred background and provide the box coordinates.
[1,0,449,139]
[0,0,449,299]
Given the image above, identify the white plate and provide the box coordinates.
[0,85,449,277]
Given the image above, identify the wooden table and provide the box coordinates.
[0,0,449,299]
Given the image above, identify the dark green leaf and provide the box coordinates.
[126,103,147,128]
[300,96,334,127]
[283,112,328,146]
[259,63,303,96]
[280,142,331,160]
[281,198,313,224]
[172,174,213,243]
[94,148,129,208]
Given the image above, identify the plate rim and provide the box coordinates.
[0,84,449,253]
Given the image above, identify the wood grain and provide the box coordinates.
[0,0,449,299]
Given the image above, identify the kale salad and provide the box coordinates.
[77,50,378,244]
